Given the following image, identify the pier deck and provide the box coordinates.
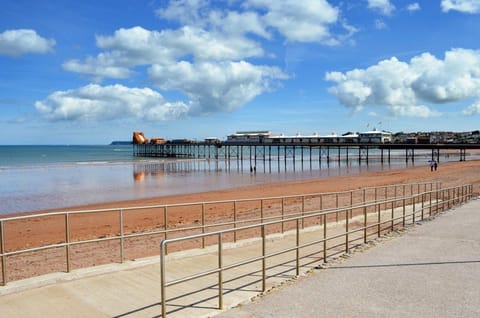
[134,141,480,164]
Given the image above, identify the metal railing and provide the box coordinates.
[0,181,453,286]
[159,184,472,317]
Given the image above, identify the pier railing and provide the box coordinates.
[0,182,471,286]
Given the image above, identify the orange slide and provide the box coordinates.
[133,132,166,144]
[132,131,149,144]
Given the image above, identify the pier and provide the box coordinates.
[133,140,479,168]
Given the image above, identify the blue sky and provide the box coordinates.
[1,0,480,144]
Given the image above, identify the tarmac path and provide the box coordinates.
[217,199,480,318]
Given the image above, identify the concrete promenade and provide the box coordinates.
[1,199,479,317]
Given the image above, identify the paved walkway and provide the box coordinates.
[0,199,479,318]
[218,198,480,318]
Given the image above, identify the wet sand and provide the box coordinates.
[46,159,480,209]
[1,159,480,283]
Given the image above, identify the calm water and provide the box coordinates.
[0,145,440,215]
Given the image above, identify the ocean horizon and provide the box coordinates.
[0,144,459,216]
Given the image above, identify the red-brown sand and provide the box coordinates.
[1,160,480,283]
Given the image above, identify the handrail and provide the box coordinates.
[0,181,446,286]
[158,184,472,317]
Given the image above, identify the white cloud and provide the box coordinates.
[63,1,354,75]
[157,0,345,44]
[326,48,480,118]
[367,0,395,15]
[35,84,189,122]
[158,2,271,39]
[441,0,480,13]
[62,26,264,81]
[62,54,133,82]
[462,101,480,115]
[245,0,341,44]
[209,10,271,39]
[156,0,210,26]
[149,60,287,115]
[0,29,55,57]
[58,1,355,122]
[388,104,440,118]
[410,49,480,103]
[374,19,388,30]
[94,26,262,63]
[36,59,288,121]
[407,3,421,12]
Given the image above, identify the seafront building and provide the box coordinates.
[225,130,392,144]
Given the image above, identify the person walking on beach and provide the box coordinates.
[434,161,438,171]
[430,160,434,172]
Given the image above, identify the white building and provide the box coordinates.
[358,130,392,143]
[226,131,277,142]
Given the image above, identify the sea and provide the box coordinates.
[0,144,446,216]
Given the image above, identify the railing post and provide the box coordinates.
[384,186,387,213]
[233,201,237,243]
[296,219,300,276]
[363,190,367,244]
[362,204,368,244]
[437,183,442,214]
[350,191,353,219]
[202,203,206,248]
[428,183,433,216]
[377,203,381,237]
[261,225,266,292]
[302,195,305,229]
[323,213,327,263]
[449,187,453,206]
[345,208,349,253]
[164,206,168,255]
[447,189,451,209]
[261,199,264,224]
[442,188,446,211]
[160,241,167,318]
[319,195,323,225]
[119,209,124,263]
[65,213,71,272]
[391,200,394,230]
[1,220,6,286]
[403,185,406,227]
[281,197,285,234]
[410,184,413,206]
[421,193,424,221]
[412,194,416,224]
[218,233,223,309]
[335,193,339,222]
[394,184,397,213]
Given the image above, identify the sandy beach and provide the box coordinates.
[1,159,480,283]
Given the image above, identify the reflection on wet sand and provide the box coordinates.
[133,159,224,182]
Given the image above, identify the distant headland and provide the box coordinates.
[110,141,132,145]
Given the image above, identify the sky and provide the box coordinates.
[1,0,480,144]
